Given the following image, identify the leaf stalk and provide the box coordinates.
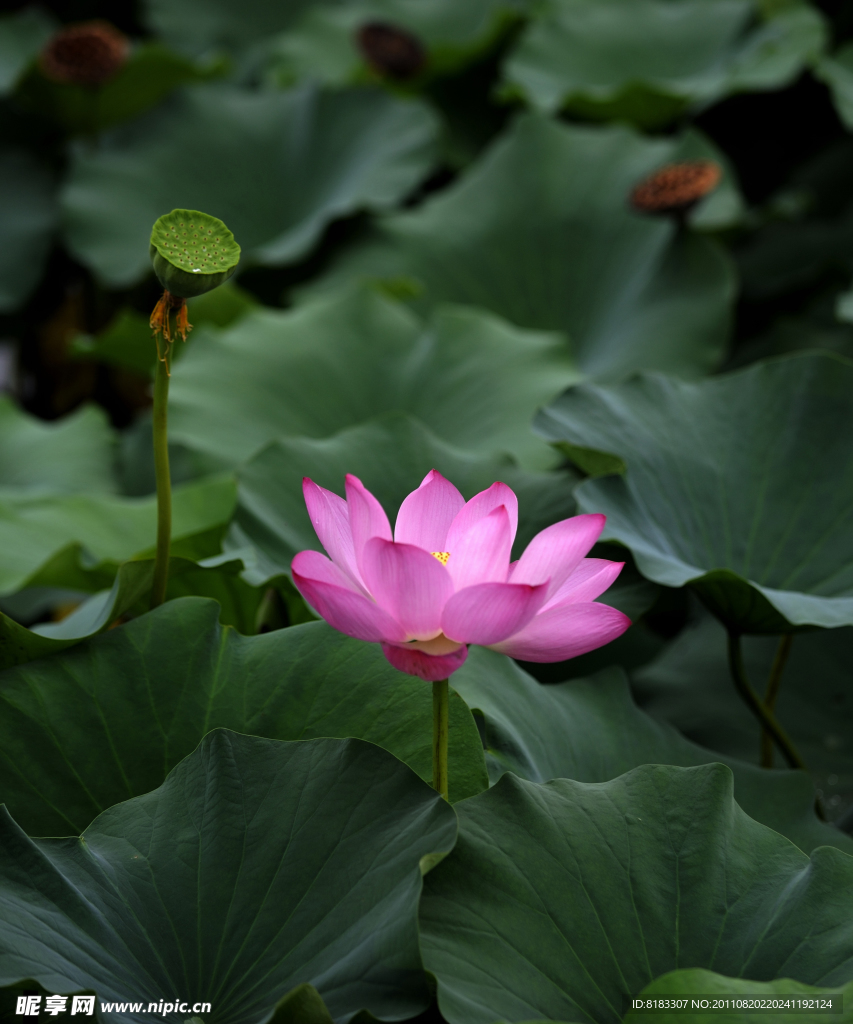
[726,630,805,772]
[760,633,793,768]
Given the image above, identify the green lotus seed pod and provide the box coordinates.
[149,209,240,299]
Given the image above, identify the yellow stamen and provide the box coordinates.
[431,551,450,565]
[175,301,192,342]
[149,290,193,376]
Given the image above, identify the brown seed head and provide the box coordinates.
[40,21,130,87]
[630,160,722,215]
[356,21,427,81]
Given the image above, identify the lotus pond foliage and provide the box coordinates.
[0,0,851,1022]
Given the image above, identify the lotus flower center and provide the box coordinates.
[431,551,450,565]
[403,633,463,655]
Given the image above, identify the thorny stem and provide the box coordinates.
[432,678,449,800]
[760,634,794,769]
[726,630,826,821]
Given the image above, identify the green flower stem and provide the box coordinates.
[760,633,794,769]
[432,678,449,800]
[726,630,806,772]
[150,353,172,610]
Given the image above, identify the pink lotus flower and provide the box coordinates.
[291,471,631,681]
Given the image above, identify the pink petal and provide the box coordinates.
[445,481,518,551]
[488,602,631,662]
[543,558,624,610]
[302,478,363,588]
[291,549,361,593]
[361,538,454,640]
[510,514,606,599]
[346,474,392,579]
[292,552,405,643]
[442,582,548,645]
[394,469,465,551]
[447,505,513,590]
[381,642,468,681]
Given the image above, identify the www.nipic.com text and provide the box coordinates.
[16,995,212,1016]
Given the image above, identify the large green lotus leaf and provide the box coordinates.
[0,982,340,1024]
[268,0,526,86]
[0,559,162,671]
[520,972,853,1024]
[0,146,57,313]
[0,730,457,1023]
[0,552,266,673]
[168,286,577,469]
[0,598,487,835]
[816,42,853,131]
[536,352,853,632]
[0,475,236,597]
[633,611,853,827]
[62,83,439,288]
[626,969,853,1023]
[153,556,265,634]
[452,646,852,854]
[4,559,175,664]
[0,398,115,496]
[270,984,336,1024]
[142,0,326,58]
[0,532,252,672]
[0,8,54,95]
[419,763,853,1024]
[19,43,222,136]
[501,0,826,128]
[230,413,578,585]
[309,115,737,379]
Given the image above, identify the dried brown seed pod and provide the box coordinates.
[630,160,722,215]
[40,21,130,87]
[356,21,427,81]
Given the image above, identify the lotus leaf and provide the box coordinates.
[0,8,55,95]
[627,970,853,1023]
[168,287,578,469]
[268,0,527,86]
[452,645,852,853]
[816,41,853,130]
[0,554,264,671]
[0,730,457,1023]
[0,399,116,496]
[310,115,737,379]
[502,0,826,128]
[62,83,439,287]
[143,0,326,58]
[536,352,853,632]
[0,598,487,835]
[0,475,236,597]
[420,763,853,1024]
[19,42,221,135]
